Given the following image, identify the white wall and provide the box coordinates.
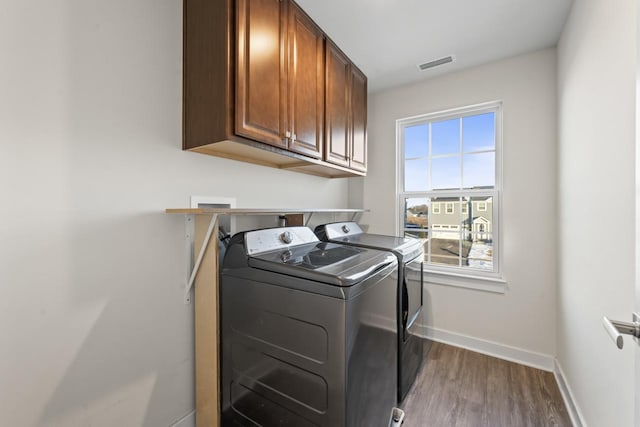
[0,1,349,426]
[360,49,559,358]
[557,0,636,425]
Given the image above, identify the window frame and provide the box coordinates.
[396,101,504,291]
[445,202,454,214]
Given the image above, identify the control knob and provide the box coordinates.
[341,225,350,234]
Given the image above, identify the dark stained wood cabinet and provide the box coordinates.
[183,0,366,178]
[236,0,324,158]
[235,0,287,148]
[349,65,367,172]
[325,40,368,172]
[325,41,351,168]
[287,2,324,159]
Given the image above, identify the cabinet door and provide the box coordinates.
[324,41,350,167]
[287,2,324,159]
[350,66,367,172]
[236,0,287,148]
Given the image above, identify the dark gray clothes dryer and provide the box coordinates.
[314,222,426,403]
[220,226,399,427]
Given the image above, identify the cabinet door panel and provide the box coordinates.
[325,41,350,167]
[350,66,367,172]
[236,0,287,148]
[288,3,324,159]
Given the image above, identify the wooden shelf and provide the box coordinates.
[165,207,366,215]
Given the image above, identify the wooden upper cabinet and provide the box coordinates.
[325,41,351,168]
[183,0,367,178]
[235,0,287,148]
[287,2,324,159]
[325,40,368,172]
[349,65,367,172]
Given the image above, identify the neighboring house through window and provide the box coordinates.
[397,101,502,278]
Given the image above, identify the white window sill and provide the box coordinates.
[424,269,506,294]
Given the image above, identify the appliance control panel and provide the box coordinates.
[323,222,363,239]
[245,226,319,255]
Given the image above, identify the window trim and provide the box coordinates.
[445,202,455,214]
[396,101,504,290]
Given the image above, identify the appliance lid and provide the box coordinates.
[316,222,423,261]
[248,241,397,287]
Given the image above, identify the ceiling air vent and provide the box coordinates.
[417,55,454,71]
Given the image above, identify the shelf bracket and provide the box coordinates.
[184,213,218,304]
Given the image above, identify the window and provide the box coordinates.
[445,202,454,214]
[398,101,501,280]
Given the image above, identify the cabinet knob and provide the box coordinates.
[285,131,291,138]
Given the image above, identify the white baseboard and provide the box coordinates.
[171,410,195,427]
[553,360,586,427]
[418,324,556,372]
[366,317,556,372]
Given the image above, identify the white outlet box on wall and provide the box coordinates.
[189,195,236,235]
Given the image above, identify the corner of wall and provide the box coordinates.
[553,359,586,427]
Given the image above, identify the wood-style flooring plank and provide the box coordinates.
[400,342,572,427]
[484,357,515,427]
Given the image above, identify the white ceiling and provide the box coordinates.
[296,0,574,92]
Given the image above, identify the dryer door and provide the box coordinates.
[403,256,423,340]
[399,256,424,402]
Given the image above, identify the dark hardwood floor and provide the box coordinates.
[400,342,572,427]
